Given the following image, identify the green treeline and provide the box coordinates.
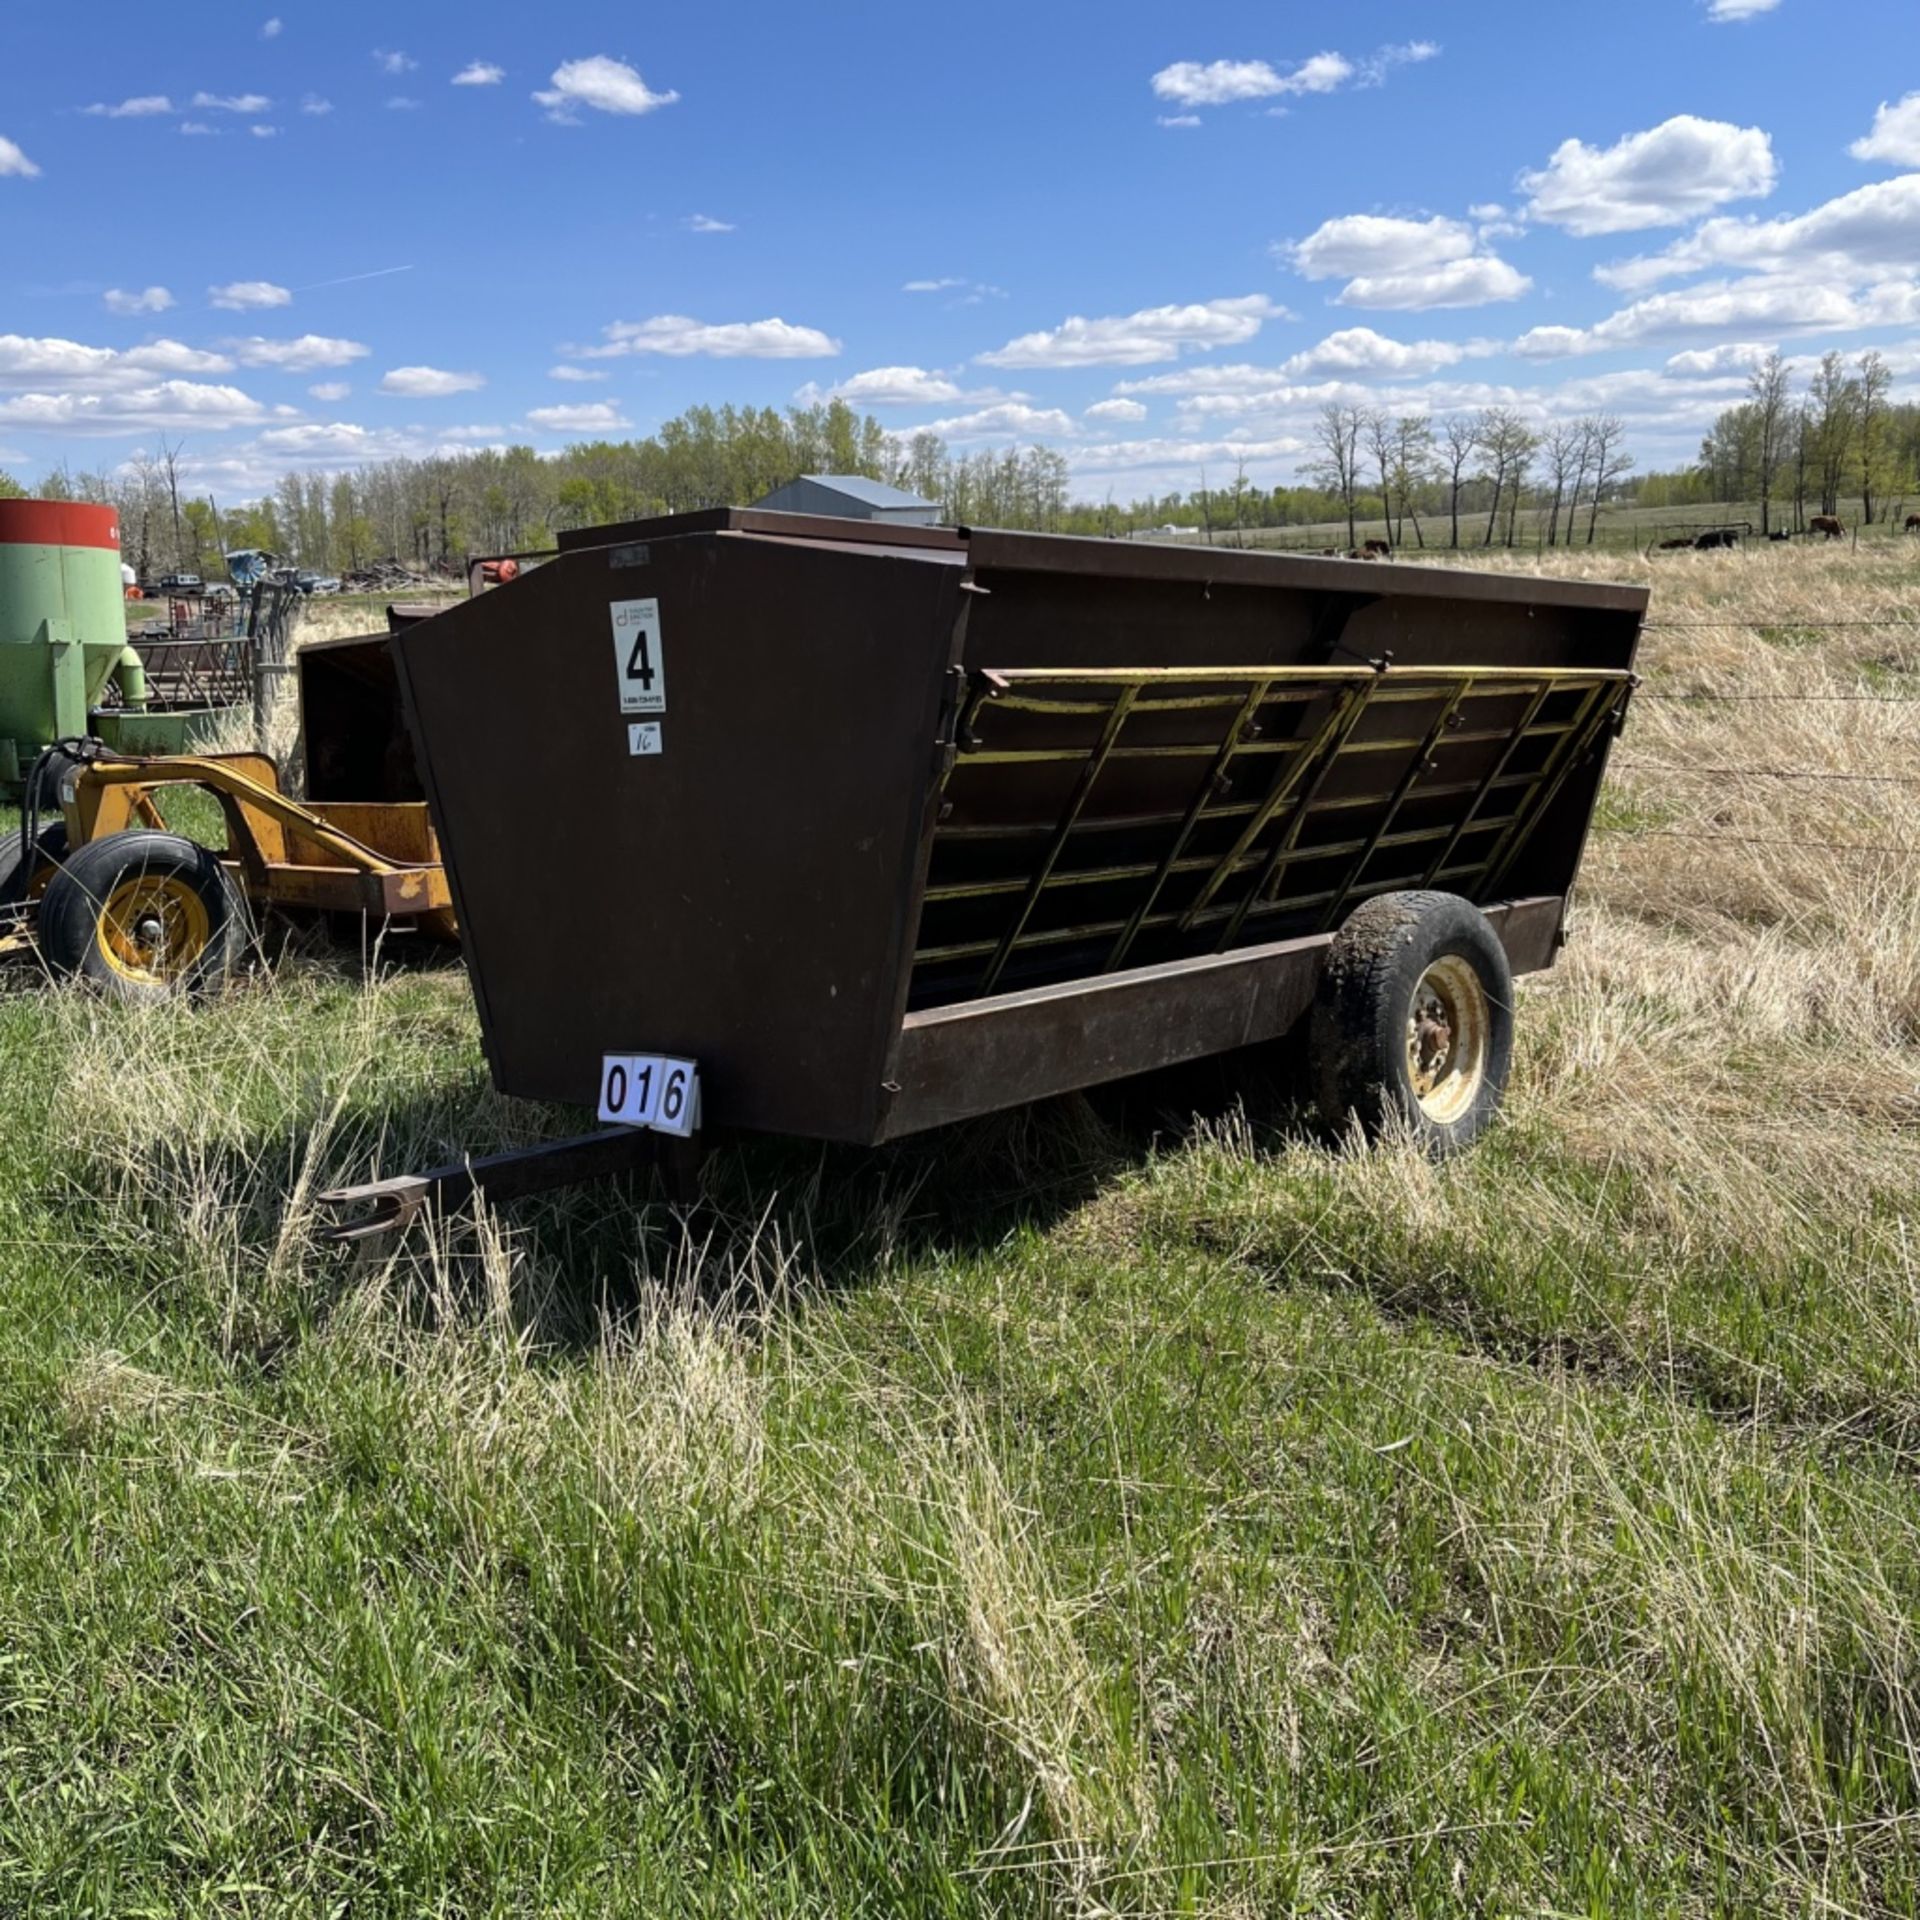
[9,353,1918,579]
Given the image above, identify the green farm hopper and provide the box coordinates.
[0,500,149,791]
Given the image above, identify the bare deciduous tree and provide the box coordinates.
[1747,351,1792,537]
[1584,415,1633,545]
[1440,413,1480,550]
[1391,415,1434,548]
[1311,403,1366,549]
[1858,350,1892,526]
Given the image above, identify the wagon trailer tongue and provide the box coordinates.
[318,509,1644,1243]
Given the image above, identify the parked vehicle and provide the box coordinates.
[0,631,454,1000]
[321,505,1647,1238]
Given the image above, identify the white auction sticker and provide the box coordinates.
[598,1054,700,1138]
[610,598,665,714]
[628,721,662,756]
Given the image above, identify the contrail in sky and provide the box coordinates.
[295,265,416,291]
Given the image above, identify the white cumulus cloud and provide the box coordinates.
[548,365,608,382]
[209,280,292,310]
[1151,53,1353,109]
[232,335,369,371]
[919,402,1077,442]
[373,49,416,75]
[1513,276,1914,356]
[686,213,734,233]
[453,62,504,86]
[1594,173,1920,290]
[1287,213,1475,280]
[978,296,1285,369]
[1283,216,1530,310]
[380,366,485,396]
[817,366,969,405]
[1519,116,1776,236]
[1084,398,1149,423]
[1664,343,1774,377]
[526,402,632,433]
[584,315,840,359]
[82,95,175,118]
[104,287,175,316]
[308,381,351,402]
[192,92,272,114]
[0,335,231,389]
[1337,257,1532,310]
[261,17,283,38]
[0,137,41,177]
[1852,93,1920,169]
[0,381,267,435]
[1705,0,1780,18]
[535,56,678,122]
[1281,326,1494,376]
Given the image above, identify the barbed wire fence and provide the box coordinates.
[1593,613,1920,863]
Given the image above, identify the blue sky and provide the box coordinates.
[2,0,1915,501]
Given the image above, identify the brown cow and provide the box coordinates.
[1362,538,1392,556]
[1809,514,1847,540]
[1905,514,1920,535]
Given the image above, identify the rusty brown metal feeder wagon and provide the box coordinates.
[322,509,1645,1236]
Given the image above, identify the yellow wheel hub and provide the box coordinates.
[96,874,211,986]
[1406,954,1490,1126]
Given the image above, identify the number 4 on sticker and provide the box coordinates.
[610,598,666,715]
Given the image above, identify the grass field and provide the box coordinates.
[1,543,1916,1915]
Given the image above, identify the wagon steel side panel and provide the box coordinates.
[393,531,964,1141]
[879,894,1563,1138]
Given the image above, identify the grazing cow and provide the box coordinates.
[1693,529,1739,550]
[1809,514,1847,540]
[1770,530,1792,542]
[1905,514,1920,535]
[1657,537,1695,551]
[1362,538,1392,556]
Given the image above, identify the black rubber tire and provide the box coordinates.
[37,830,249,1002]
[1309,890,1514,1156]
[0,820,70,908]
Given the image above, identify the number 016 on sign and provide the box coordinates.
[598,1054,700,1137]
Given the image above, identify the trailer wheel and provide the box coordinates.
[37,830,248,1001]
[1310,890,1513,1155]
[0,820,70,907]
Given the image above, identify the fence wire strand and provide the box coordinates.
[1595,828,1918,859]
[1615,763,1920,786]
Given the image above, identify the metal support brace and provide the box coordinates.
[317,1125,694,1243]
[977,683,1139,996]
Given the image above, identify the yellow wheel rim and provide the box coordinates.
[95,874,212,987]
[1406,954,1490,1126]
